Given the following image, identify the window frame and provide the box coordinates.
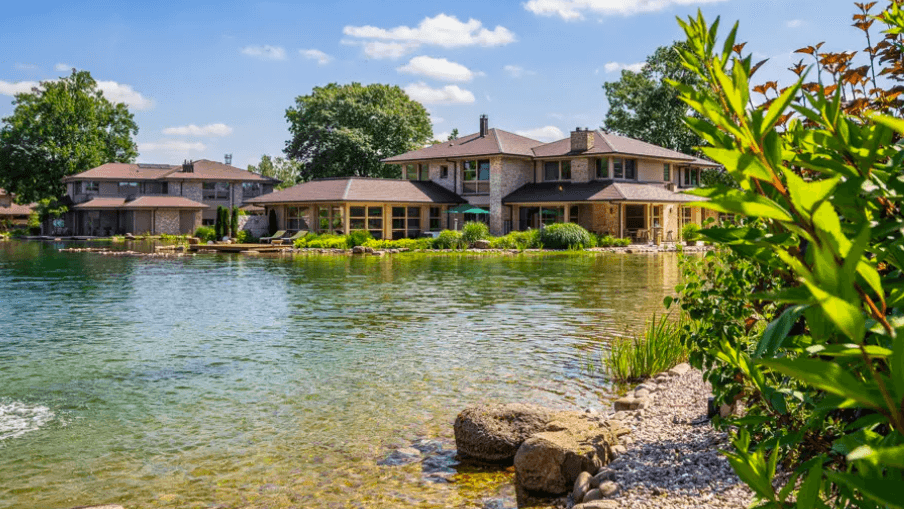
[663,163,671,182]
[611,158,636,180]
[440,166,449,179]
[349,205,384,239]
[596,158,609,179]
[543,160,572,182]
[83,181,99,193]
[118,181,139,193]
[203,181,230,200]
[286,206,310,231]
[391,206,422,239]
[462,159,490,195]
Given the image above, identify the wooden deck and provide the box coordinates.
[187,243,294,253]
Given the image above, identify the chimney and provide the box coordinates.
[224,153,233,165]
[571,127,594,152]
[479,114,489,137]
[182,159,194,173]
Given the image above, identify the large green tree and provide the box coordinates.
[603,42,705,156]
[284,83,432,180]
[0,70,139,203]
[248,154,303,189]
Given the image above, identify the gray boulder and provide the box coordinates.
[473,239,491,249]
[454,403,556,463]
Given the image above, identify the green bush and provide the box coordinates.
[433,230,464,249]
[230,207,239,237]
[347,230,373,248]
[461,221,489,245]
[538,223,592,249]
[596,234,630,247]
[680,223,700,242]
[295,233,347,249]
[604,314,689,384]
[490,229,541,249]
[194,226,216,242]
[362,237,433,250]
[236,230,256,243]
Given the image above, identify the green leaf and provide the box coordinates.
[759,358,884,410]
[800,279,865,343]
[763,78,803,135]
[824,472,904,509]
[701,147,774,182]
[805,344,892,358]
[893,329,904,400]
[848,444,904,469]
[688,187,793,222]
[754,305,808,358]
[796,461,823,509]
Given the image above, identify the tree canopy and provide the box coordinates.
[0,70,138,203]
[602,42,705,156]
[284,83,433,180]
[248,154,303,189]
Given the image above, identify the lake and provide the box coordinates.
[0,241,679,508]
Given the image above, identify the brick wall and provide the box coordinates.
[490,157,533,235]
[155,210,181,235]
[571,158,591,183]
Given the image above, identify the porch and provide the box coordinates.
[269,202,453,240]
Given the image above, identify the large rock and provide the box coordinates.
[454,403,556,463]
[473,239,491,249]
[513,414,619,495]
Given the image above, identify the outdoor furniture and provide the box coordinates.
[260,230,286,244]
[282,230,308,243]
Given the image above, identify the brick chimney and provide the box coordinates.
[479,114,489,137]
[571,127,594,152]
[182,159,194,173]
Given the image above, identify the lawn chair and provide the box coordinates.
[282,230,308,243]
[260,230,286,244]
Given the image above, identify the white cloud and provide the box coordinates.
[162,123,233,137]
[398,56,480,82]
[138,140,207,160]
[15,63,37,70]
[524,0,728,20]
[434,131,451,141]
[786,19,804,28]
[432,116,445,124]
[515,126,565,142]
[240,45,286,60]
[343,13,516,58]
[503,65,536,78]
[0,79,152,110]
[404,82,475,104]
[300,49,333,65]
[604,61,645,73]
[54,63,72,72]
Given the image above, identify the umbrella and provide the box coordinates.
[446,204,489,214]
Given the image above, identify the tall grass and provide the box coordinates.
[603,313,688,383]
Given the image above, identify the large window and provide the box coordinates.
[663,164,671,181]
[625,204,646,230]
[350,206,384,239]
[392,206,422,239]
[596,158,609,179]
[429,207,442,231]
[243,182,263,198]
[82,181,99,193]
[682,206,694,225]
[462,160,490,194]
[145,182,168,194]
[318,206,343,233]
[118,181,138,194]
[286,206,310,231]
[203,182,229,200]
[612,158,636,180]
[543,161,571,181]
[405,164,429,180]
[683,168,700,187]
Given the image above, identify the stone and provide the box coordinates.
[572,471,593,502]
[364,246,375,254]
[583,488,603,503]
[609,445,626,459]
[473,239,491,249]
[573,501,618,509]
[635,383,657,392]
[513,415,618,494]
[613,397,636,411]
[352,245,366,254]
[377,447,422,466]
[69,506,125,509]
[598,481,620,497]
[371,250,385,256]
[454,403,556,463]
[634,388,650,399]
[668,363,691,376]
[591,468,615,487]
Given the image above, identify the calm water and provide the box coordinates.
[0,241,679,508]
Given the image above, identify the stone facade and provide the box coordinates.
[570,158,591,183]
[490,157,533,234]
[154,210,181,235]
[587,204,620,236]
[239,214,269,238]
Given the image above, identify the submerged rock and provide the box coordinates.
[377,447,422,466]
[454,403,556,463]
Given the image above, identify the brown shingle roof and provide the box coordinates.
[531,130,720,167]
[72,196,208,209]
[381,129,543,163]
[164,159,279,182]
[246,177,464,205]
[0,188,37,216]
[64,160,279,183]
[502,180,702,204]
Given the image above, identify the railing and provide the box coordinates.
[462,181,489,195]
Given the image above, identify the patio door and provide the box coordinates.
[624,205,645,231]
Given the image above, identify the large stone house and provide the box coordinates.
[248,116,720,241]
[0,189,36,230]
[61,159,278,236]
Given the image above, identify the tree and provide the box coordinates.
[247,154,303,189]
[230,207,239,238]
[284,83,432,180]
[447,128,459,141]
[0,70,138,203]
[603,42,705,156]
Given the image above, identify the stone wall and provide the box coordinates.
[490,157,533,235]
[571,158,591,183]
[239,214,269,238]
[429,162,456,193]
[182,182,203,203]
[155,210,181,235]
[587,203,620,236]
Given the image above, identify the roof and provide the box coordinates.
[63,160,279,183]
[381,128,543,163]
[502,180,702,204]
[531,130,719,166]
[0,189,37,216]
[246,177,464,205]
[72,196,208,210]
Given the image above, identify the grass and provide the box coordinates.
[603,313,689,384]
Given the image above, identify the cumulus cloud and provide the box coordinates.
[433,131,451,141]
[240,45,287,60]
[604,61,645,73]
[343,13,515,58]
[162,123,233,137]
[515,126,565,142]
[0,79,153,110]
[300,49,333,65]
[787,19,804,28]
[54,63,72,72]
[404,82,475,104]
[503,65,536,78]
[524,0,728,20]
[398,56,480,82]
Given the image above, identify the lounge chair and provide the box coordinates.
[282,230,308,243]
[260,230,286,244]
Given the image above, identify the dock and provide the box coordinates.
[187,243,294,253]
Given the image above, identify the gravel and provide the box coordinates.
[598,368,754,509]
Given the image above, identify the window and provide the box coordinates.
[683,168,699,187]
[350,206,383,239]
[203,182,229,200]
[429,207,442,231]
[682,206,694,225]
[82,181,99,193]
[652,205,663,228]
[317,205,343,233]
[569,205,579,224]
[405,164,429,180]
[663,163,671,181]
[543,161,571,181]
[242,182,263,198]
[419,165,429,180]
[145,182,168,194]
[118,181,138,193]
[612,158,636,180]
[392,206,422,239]
[286,206,310,231]
[596,158,609,179]
[462,159,490,194]
[440,166,449,179]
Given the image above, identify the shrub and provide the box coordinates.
[236,230,256,243]
[538,222,592,249]
[461,221,489,245]
[433,230,463,249]
[230,207,239,237]
[295,233,347,249]
[347,230,373,248]
[194,226,216,242]
[604,314,688,384]
[362,237,432,250]
[490,229,541,249]
[680,223,700,242]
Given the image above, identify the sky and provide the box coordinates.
[0,0,875,169]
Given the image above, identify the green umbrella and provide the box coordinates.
[446,204,489,214]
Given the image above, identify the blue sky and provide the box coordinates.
[1,0,873,169]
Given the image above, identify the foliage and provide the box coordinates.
[347,230,374,248]
[461,221,490,245]
[0,70,138,203]
[194,226,216,242]
[235,230,255,243]
[284,83,433,180]
[490,229,542,250]
[603,42,706,156]
[294,233,345,249]
[596,234,632,247]
[214,206,225,239]
[680,222,700,242]
[604,314,689,384]
[667,6,904,508]
[538,223,592,249]
[230,207,239,238]
[362,237,434,250]
[248,154,303,188]
[433,230,464,249]
[268,209,278,236]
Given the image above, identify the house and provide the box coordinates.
[0,189,36,230]
[61,159,278,236]
[248,116,720,241]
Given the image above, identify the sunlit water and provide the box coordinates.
[0,241,680,508]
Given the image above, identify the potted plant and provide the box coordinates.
[681,223,700,246]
